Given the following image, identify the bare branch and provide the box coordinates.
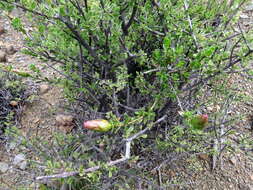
[36,115,167,183]
[183,0,198,49]
[123,2,138,35]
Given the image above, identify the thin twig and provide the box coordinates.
[183,0,198,49]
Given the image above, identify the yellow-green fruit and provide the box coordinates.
[83,119,112,132]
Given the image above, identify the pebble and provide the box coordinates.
[0,26,5,35]
[13,153,26,165]
[229,157,237,165]
[0,50,7,62]
[19,160,27,170]
[13,153,27,169]
[240,14,249,19]
[7,141,17,152]
[198,153,209,161]
[39,84,50,94]
[10,100,18,107]
[6,45,17,55]
[99,143,105,151]
[58,125,74,133]
[55,114,74,126]
[56,114,75,133]
[0,162,9,173]
[245,4,253,11]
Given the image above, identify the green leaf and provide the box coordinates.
[163,36,171,50]
[11,17,25,33]
[125,126,134,137]
[140,134,148,138]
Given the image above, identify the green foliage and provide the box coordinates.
[11,17,26,33]
[0,70,27,132]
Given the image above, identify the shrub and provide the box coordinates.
[1,0,253,189]
[0,69,27,137]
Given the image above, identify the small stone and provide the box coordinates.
[39,84,50,94]
[33,118,40,124]
[167,170,176,178]
[10,8,22,18]
[56,114,74,133]
[238,183,250,190]
[0,51,7,62]
[229,157,237,165]
[58,125,74,133]
[99,143,105,151]
[0,26,5,35]
[207,106,213,112]
[10,100,18,107]
[0,162,9,173]
[245,185,253,190]
[55,114,74,126]
[19,160,27,170]
[198,153,209,161]
[13,153,26,165]
[7,141,17,151]
[245,4,253,11]
[240,14,249,19]
[214,105,220,112]
[5,45,17,55]
[250,174,253,181]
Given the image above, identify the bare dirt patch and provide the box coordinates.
[0,10,69,189]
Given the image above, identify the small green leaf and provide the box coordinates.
[140,134,148,138]
[108,170,112,178]
[163,36,171,49]
[11,17,25,33]
[125,126,134,137]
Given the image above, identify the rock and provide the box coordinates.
[245,185,253,190]
[39,84,50,94]
[215,105,220,112]
[238,183,251,190]
[33,118,40,124]
[56,114,75,133]
[0,26,5,35]
[99,143,105,151]
[55,114,74,126]
[229,157,237,165]
[9,7,23,18]
[250,174,253,181]
[0,162,9,173]
[167,170,176,178]
[13,153,27,170]
[198,153,209,161]
[206,106,213,112]
[245,4,253,11]
[5,45,17,55]
[10,100,18,107]
[19,160,27,170]
[7,141,17,152]
[240,14,249,19]
[0,51,7,62]
[58,125,74,133]
[13,153,25,165]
